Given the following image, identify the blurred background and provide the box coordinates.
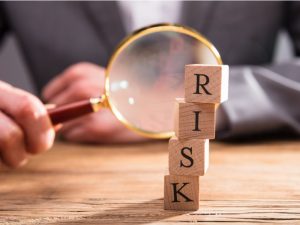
[0,30,295,95]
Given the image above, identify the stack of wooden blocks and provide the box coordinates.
[164,64,229,211]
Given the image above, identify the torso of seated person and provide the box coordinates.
[1,2,296,92]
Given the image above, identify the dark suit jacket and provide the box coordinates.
[0,1,299,139]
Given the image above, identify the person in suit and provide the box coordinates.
[0,1,299,168]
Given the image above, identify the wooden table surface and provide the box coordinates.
[1,140,300,225]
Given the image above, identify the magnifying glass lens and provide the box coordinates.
[108,29,220,135]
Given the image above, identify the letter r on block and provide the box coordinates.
[185,64,229,103]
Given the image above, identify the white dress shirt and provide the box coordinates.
[118,1,182,33]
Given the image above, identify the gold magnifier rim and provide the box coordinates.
[104,23,223,139]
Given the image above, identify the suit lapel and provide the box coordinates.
[181,1,217,35]
[84,1,126,55]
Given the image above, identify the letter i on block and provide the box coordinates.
[164,175,199,210]
[169,137,209,176]
[185,64,229,103]
[174,98,216,139]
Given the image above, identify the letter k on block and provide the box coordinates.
[164,175,199,210]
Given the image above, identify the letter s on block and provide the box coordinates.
[180,147,194,168]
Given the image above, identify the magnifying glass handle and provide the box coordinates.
[47,97,102,125]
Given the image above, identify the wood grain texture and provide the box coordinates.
[174,98,216,139]
[164,175,199,211]
[185,64,229,103]
[169,137,209,176]
[0,140,300,224]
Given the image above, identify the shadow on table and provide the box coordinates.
[47,198,188,225]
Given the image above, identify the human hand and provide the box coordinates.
[0,81,55,168]
[43,62,147,143]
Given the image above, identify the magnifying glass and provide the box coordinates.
[48,24,222,139]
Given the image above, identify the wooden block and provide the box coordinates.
[169,137,209,176]
[164,175,199,211]
[185,64,229,103]
[174,98,216,139]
